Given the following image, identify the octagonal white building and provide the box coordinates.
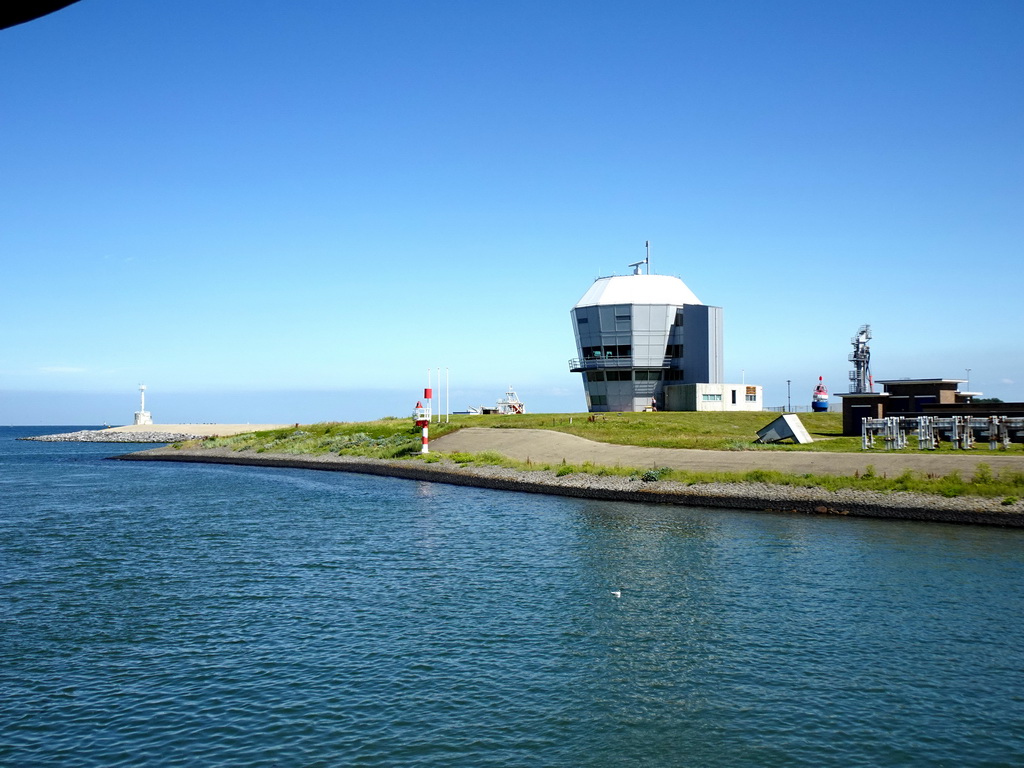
[569,270,727,412]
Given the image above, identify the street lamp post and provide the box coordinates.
[966,368,971,390]
[786,380,791,412]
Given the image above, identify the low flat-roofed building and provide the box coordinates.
[838,378,976,435]
[875,378,967,413]
[664,383,763,412]
[835,392,888,436]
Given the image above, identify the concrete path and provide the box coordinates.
[431,427,1024,478]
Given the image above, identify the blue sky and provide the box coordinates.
[2,0,1022,424]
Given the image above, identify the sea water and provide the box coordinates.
[2,426,1023,767]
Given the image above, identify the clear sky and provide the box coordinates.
[2,0,1022,425]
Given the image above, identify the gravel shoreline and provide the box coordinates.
[115,446,1024,527]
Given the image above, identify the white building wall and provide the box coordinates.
[665,383,763,412]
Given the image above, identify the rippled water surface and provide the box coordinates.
[2,427,1024,767]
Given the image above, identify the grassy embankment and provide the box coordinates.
[179,412,1024,502]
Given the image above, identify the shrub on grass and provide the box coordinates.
[641,467,673,482]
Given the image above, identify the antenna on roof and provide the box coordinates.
[628,241,651,275]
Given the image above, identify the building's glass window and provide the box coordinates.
[591,395,607,406]
[665,344,683,358]
[664,370,684,381]
[702,393,722,402]
[606,371,631,382]
[745,394,757,402]
[582,345,633,360]
[586,371,605,382]
[674,310,684,327]
[635,370,663,381]
[577,317,588,324]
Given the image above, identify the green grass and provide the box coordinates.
[172,412,1024,500]
[424,411,1022,454]
[180,418,460,459]
[179,411,1023,455]
[422,451,1024,501]
[434,411,851,450]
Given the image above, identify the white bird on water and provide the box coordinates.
[611,590,621,598]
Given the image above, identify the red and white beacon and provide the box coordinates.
[414,389,432,453]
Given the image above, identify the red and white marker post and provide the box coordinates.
[414,389,432,453]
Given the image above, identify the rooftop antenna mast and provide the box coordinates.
[629,241,651,275]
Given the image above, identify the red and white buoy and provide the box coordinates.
[414,390,432,453]
[811,376,829,413]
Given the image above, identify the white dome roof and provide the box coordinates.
[573,274,702,308]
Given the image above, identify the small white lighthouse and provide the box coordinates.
[134,384,153,425]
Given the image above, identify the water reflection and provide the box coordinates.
[563,497,1024,765]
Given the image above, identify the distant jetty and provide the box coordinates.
[23,429,206,443]
[22,424,289,443]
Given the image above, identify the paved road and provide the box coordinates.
[432,427,1024,478]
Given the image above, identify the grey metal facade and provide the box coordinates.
[570,300,724,412]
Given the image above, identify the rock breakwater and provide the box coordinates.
[24,429,204,443]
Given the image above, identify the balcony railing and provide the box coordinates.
[569,356,672,372]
